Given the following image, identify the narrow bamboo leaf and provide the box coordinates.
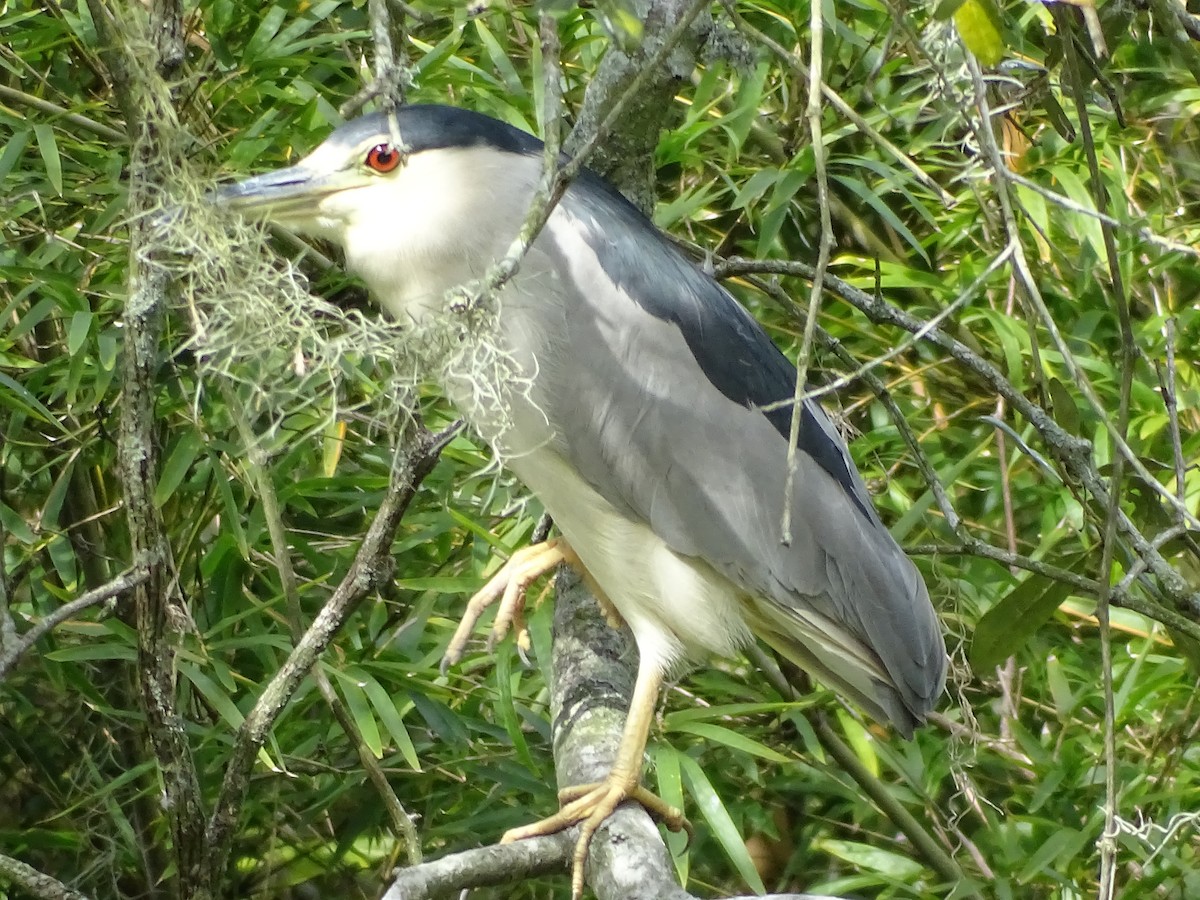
[650,744,689,884]
[246,5,287,58]
[494,649,533,769]
[395,575,480,592]
[832,174,930,263]
[0,370,60,426]
[834,710,878,778]
[154,430,202,507]
[665,701,800,724]
[357,670,422,771]
[678,753,765,894]
[45,643,137,662]
[667,720,790,763]
[33,123,62,195]
[179,662,245,728]
[0,128,30,182]
[321,418,345,477]
[970,572,1076,672]
[474,19,523,94]
[67,310,92,355]
[1047,377,1080,434]
[1017,826,1090,883]
[213,460,249,560]
[340,677,384,758]
[0,499,36,544]
[41,458,75,530]
[817,838,924,878]
[933,0,968,19]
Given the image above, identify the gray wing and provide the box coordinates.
[539,183,946,732]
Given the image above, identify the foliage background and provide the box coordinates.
[2,0,1199,898]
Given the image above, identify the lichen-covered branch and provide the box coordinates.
[0,853,92,900]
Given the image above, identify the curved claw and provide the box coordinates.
[502,779,687,899]
[440,538,569,674]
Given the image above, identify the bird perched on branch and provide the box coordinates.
[217,103,946,898]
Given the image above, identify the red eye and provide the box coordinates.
[365,143,402,173]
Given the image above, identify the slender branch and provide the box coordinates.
[383,833,575,899]
[0,84,127,142]
[780,0,833,544]
[0,567,148,681]
[203,423,452,884]
[224,388,422,866]
[1050,13,1133,892]
[381,823,842,900]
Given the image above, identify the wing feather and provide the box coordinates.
[528,188,946,730]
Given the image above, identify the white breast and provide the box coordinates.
[506,447,752,674]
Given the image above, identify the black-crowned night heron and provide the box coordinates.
[218,104,946,895]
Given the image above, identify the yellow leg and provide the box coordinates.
[440,537,569,674]
[501,653,686,899]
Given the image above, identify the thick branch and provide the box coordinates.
[0,853,92,900]
[90,1,209,895]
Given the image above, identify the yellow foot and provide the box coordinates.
[501,779,688,899]
[440,537,569,674]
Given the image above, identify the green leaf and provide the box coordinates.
[33,123,62,195]
[67,309,92,356]
[0,499,36,544]
[494,648,533,769]
[356,670,422,771]
[46,642,137,662]
[179,662,245,729]
[650,743,689,884]
[154,430,203,507]
[666,720,790,763]
[0,370,61,427]
[0,128,30,182]
[339,676,383,759]
[679,753,765,894]
[817,838,924,879]
[954,0,1005,66]
[970,570,1077,672]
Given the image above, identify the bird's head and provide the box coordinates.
[215,105,545,318]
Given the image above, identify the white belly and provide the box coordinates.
[506,448,753,673]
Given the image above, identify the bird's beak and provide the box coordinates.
[212,163,360,225]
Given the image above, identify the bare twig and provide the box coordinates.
[0,567,148,681]
[1050,12,1134,892]
[86,2,209,895]
[0,84,127,142]
[780,0,833,545]
[381,818,843,900]
[340,0,410,117]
